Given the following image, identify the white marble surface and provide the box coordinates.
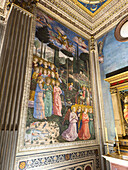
[102,153,128,167]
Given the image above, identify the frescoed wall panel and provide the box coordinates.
[24,9,95,148]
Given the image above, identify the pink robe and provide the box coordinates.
[53,86,62,116]
[82,87,86,98]
[62,112,78,141]
[78,113,91,140]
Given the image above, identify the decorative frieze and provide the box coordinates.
[36,0,128,38]
[16,146,100,170]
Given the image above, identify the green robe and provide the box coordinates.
[44,84,53,117]
[88,113,95,139]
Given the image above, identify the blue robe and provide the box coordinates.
[33,83,45,119]
[76,111,82,133]
[41,74,48,83]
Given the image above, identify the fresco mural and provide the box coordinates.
[24,10,95,147]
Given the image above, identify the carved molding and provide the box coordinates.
[70,0,113,17]
[35,0,128,40]
[1,0,128,40]
[37,2,91,39]
[105,71,128,84]
[15,146,101,170]
[90,36,95,51]
[110,88,117,94]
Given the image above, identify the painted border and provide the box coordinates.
[15,145,100,170]
[16,6,99,154]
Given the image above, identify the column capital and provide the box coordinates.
[7,0,39,13]
[110,88,117,94]
[90,35,95,52]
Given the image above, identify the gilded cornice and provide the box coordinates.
[40,0,92,29]
[105,71,128,84]
[63,0,92,22]
[1,0,127,39]
[105,71,128,91]
[71,0,113,17]
[37,0,128,40]
[37,1,92,39]
[93,1,128,38]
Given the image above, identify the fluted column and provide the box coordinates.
[0,20,5,57]
[89,36,106,170]
[0,4,34,170]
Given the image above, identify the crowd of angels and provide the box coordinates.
[29,55,95,141]
[62,105,95,141]
[29,56,63,119]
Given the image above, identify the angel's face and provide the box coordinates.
[72,107,76,112]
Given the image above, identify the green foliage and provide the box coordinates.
[26,108,35,127]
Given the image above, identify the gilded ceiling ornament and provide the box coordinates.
[7,0,40,13]
[71,0,112,16]
[90,36,95,51]
[110,88,117,94]
[79,0,105,4]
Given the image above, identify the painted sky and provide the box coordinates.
[36,10,89,56]
[98,28,128,74]
[98,27,128,141]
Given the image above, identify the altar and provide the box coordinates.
[104,70,128,170]
[103,153,128,170]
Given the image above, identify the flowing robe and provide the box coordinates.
[76,111,82,133]
[78,113,91,140]
[41,74,48,83]
[44,84,53,117]
[62,112,78,141]
[33,83,45,119]
[88,113,95,139]
[53,86,62,116]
